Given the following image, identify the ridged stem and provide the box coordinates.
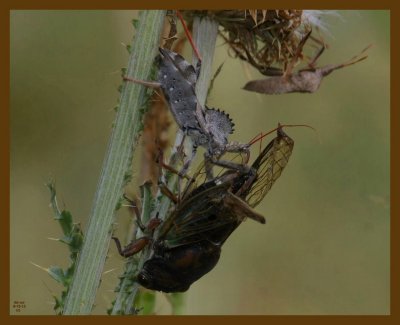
[62,10,166,315]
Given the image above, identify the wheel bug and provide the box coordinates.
[124,12,252,180]
[125,46,245,178]
[113,124,296,292]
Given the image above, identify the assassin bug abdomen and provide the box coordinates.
[158,48,201,134]
[157,48,235,150]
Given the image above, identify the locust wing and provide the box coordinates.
[158,181,264,248]
[243,127,294,208]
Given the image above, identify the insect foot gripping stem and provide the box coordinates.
[112,236,151,258]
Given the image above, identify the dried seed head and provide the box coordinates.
[183,10,335,76]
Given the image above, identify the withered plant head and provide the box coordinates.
[183,10,327,76]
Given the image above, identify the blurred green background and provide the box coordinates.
[10,10,390,315]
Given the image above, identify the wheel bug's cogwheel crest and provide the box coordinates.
[205,107,235,147]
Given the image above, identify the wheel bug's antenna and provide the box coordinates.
[176,10,202,62]
[248,123,316,146]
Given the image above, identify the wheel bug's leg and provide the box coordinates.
[224,142,251,164]
[204,154,215,180]
[158,151,198,204]
[123,76,161,89]
[155,138,194,204]
[195,103,209,134]
[123,194,145,231]
[112,236,151,258]
[179,144,198,178]
[160,161,192,182]
[156,146,191,181]
[205,143,251,180]
[175,134,189,202]
[210,157,252,174]
[155,149,180,204]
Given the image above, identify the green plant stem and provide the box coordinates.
[193,16,219,105]
[110,15,220,316]
[110,182,154,315]
[62,10,166,315]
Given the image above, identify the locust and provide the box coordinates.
[113,125,295,292]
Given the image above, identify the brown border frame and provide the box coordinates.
[1,0,398,323]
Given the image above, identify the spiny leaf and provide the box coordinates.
[48,266,69,286]
[131,18,139,29]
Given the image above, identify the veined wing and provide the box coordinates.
[158,182,233,248]
[244,127,294,208]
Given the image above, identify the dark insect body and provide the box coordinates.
[114,126,294,292]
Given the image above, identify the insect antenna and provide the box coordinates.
[248,123,316,146]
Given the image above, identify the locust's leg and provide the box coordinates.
[112,236,151,258]
[112,195,149,257]
[113,194,162,258]
[205,142,251,180]
[122,194,145,231]
[112,214,162,258]
[158,182,179,204]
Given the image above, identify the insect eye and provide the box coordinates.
[138,273,150,287]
